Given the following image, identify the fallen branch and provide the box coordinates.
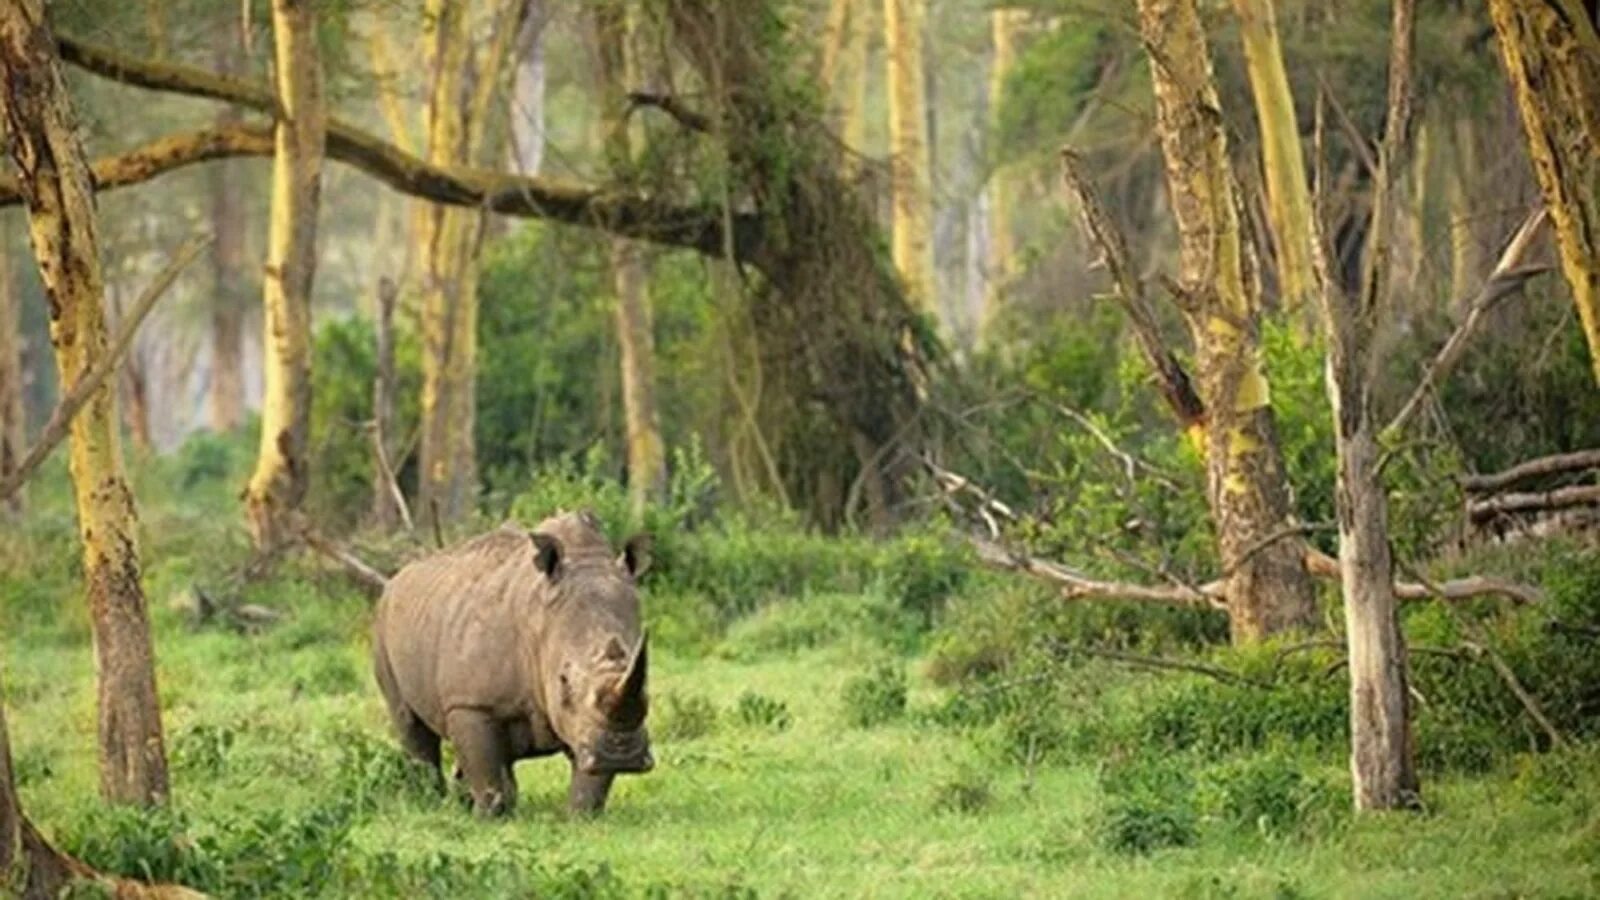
[295,521,390,594]
[1384,209,1550,440]
[1303,549,1543,605]
[1466,484,1600,522]
[1460,448,1600,494]
[1402,564,1569,751]
[1048,639,1270,688]
[0,234,208,503]
[967,533,1225,609]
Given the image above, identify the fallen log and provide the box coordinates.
[1460,449,1600,494]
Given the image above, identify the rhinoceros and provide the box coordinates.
[372,511,654,816]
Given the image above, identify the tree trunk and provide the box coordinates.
[1445,116,1479,318]
[416,0,519,529]
[508,0,547,176]
[0,678,85,898]
[1231,0,1316,319]
[244,0,324,553]
[884,0,935,312]
[209,49,248,433]
[982,8,1025,341]
[0,219,23,516]
[1136,0,1318,643]
[1488,0,1600,383]
[1316,0,1420,812]
[369,277,402,529]
[596,1,667,516]
[0,0,170,806]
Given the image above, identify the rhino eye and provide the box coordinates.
[558,672,574,707]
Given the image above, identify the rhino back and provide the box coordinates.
[375,527,548,732]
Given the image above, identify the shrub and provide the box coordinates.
[1200,752,1343,837]
[720,591,917,660]
[931,768,994,815]
[1094,756,1198,855]
[841,662,908,728]
[733,692,791,732]
[656,692,719,743]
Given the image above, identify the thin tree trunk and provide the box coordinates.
[1136,0,1318,643]
[0,0,170,806]
[209,49,248,433]
[370,276,401,529]
[1232,0,1316,320]
[884,0,935,312]
[244,0,324,553]
[837,0,871,169]
[1488,0,1600,383]
[1445,116,1479,318]
[416,0,519,528]
[1315,0,1420,812]
[595,1,666,516]
[0,220,24,516]
[982,8,1025,342]
[508,0,547,176]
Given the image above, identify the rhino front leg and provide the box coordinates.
[446,709,516,818]
[567,764,615,816]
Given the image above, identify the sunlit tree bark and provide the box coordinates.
[243,0,324,552]
[596,0,666,516]
[884,0,934,311]
[0,0,170,806]
[1231,0,1316,319]
[1136,0,1318,642]
[416,0,520,528]
[983,7,1026,340]
[1488,0,1600,383]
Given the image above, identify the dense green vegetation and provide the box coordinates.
[4,438,1597,897]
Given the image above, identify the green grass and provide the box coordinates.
[4,461,1599,897]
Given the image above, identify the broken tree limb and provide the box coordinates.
[1303,549,1543,604]
[626,91,713,133]
[968,533,1226,609]
[294,520,390,594]
[1401,564,1569,751]
[1466,484,1600,522]
[0,234,207,504]
[1059,148,1206,435]
[1047,639,1271,688]
[1384,209,1550,440]
[1459,448,1600,493]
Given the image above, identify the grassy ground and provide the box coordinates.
[3,458,1599,897]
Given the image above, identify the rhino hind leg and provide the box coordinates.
[447,709,517,818]
[394,710,443,790]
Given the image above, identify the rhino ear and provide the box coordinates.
[529,531,563,579]
[620,533,653,579]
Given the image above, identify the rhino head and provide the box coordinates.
[530,528,655,778]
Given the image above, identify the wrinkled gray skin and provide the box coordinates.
[373,512,653,816]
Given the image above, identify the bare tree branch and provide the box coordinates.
[1460,448,1600,493]
[0,235,208,503]
[627,91,712,133]
[1384,209,1551,439]
[1467,484,1600,522]
[1060,147,1206,433]
[27,35,763,260]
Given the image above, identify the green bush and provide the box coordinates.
[1200,753,1343,837]
[1095,756,1198,856]
[720,591,917,660]
[841,662,908,728]
[734,691,791,732]
[656,692,719,743]
[931,768,994,815]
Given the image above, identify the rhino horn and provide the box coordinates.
[606,632,649,723]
